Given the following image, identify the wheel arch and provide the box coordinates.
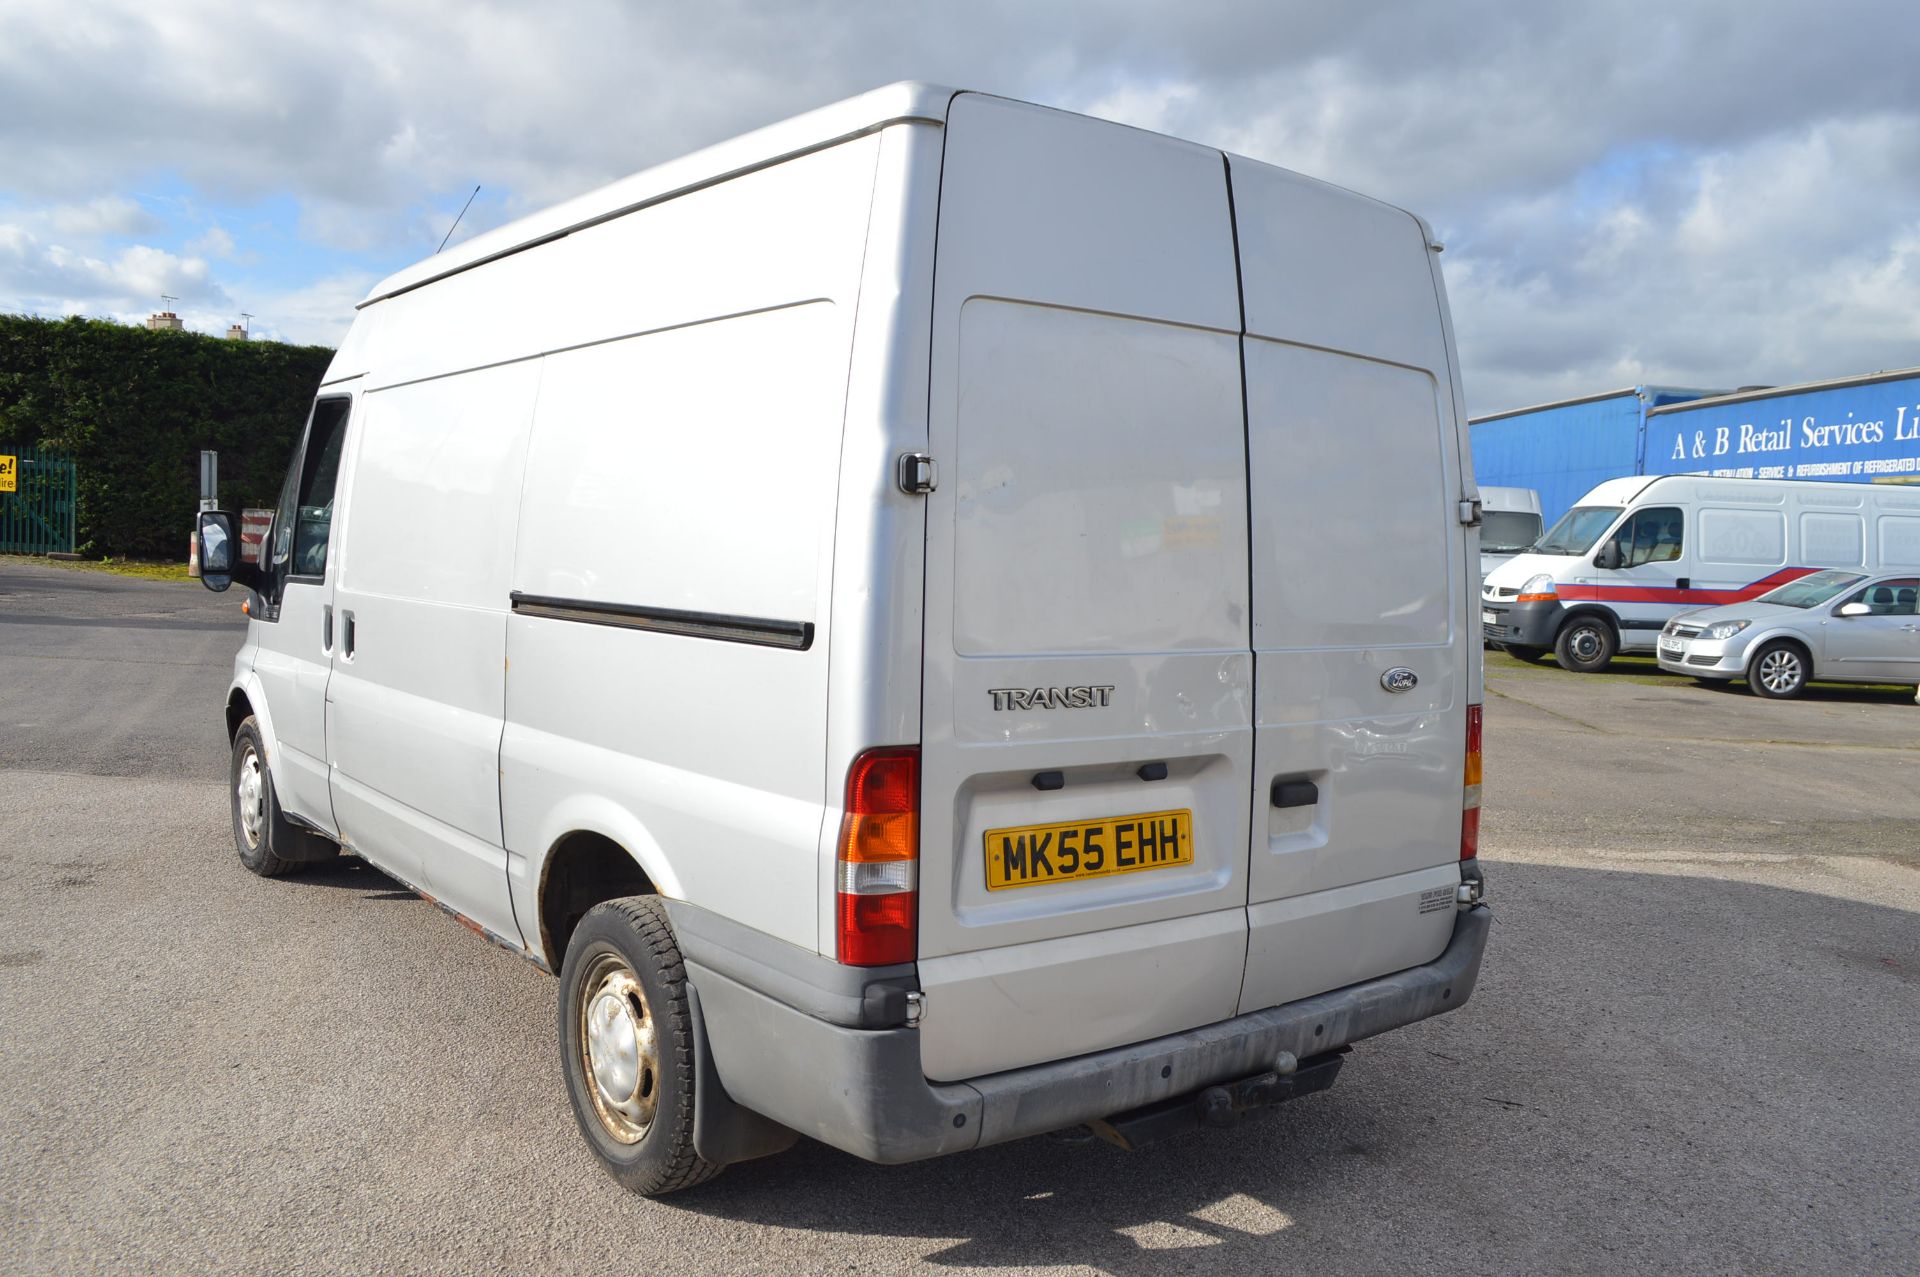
[533,820,681,972]
[1751,633,1816,676]
[1556,603,1620,639]
[224,673,288,795]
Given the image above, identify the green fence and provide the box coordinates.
[0,446,78,555]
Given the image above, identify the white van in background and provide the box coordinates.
[1478,486,1543,586]
[1482,474,1920,671]
[193,84,1490,1196]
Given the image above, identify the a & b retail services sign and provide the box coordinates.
[1645,375,1920,484]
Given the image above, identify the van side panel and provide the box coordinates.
[916,94,1253,1081]
[1226,158,1470,1016]
[327,360,543,944]
[499,136,882,953]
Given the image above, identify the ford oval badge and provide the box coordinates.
[1381,667,1418,693]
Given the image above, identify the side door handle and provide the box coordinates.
[1271,778,1318,808]
[342,610,356,658]
[323,604,334,651]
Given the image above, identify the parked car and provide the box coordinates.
[189,83,1490,1196]
[1483,474,1920,672]
[1655,569,1920,697]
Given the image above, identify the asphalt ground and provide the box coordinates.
[2,557,1916,1275]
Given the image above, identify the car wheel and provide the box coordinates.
[230,717,337,877]
[1747,642,1809,699]
[1553,617,1617,672]
[559,896,722,1197]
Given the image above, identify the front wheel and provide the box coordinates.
[1747,642,1809,699]
[1553,617,1617,672]
[559,896,721,1197]
[229,717,336,877]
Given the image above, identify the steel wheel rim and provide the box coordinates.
[236,743,265,849]
[1570,626,1603,661]
[578,953,658,1144]
[1759,650,1802,693]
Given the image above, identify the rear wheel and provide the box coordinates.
[1747,642,1809,699]
[559,896,721,1197]
[1553,616,1617,673]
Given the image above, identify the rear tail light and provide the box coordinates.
[1461,704,1482,860]
[835,746,918,966]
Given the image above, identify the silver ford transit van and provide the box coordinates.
[195,84,1490,1195]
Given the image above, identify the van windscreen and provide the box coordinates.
[1534,506,1621,556]
[1482,510,1543,553]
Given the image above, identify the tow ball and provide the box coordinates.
[1089,1046,1351,1150]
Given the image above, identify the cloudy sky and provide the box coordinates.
[2,0,1916,415]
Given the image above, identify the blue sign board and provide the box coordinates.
[1644,374,1920,486]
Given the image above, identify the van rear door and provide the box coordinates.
[1226,159,1471,1015]
[914,94,1253,1082]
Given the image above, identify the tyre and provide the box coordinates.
[559,896,722,1197]
[1553,616,1617,672]
[230,716,337,877]
[1504,645,1550,663]
[1747,641,1809,699]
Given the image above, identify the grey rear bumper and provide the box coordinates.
[680,904,1493,1165]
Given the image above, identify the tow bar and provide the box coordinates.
[1086,1047,1350,1151]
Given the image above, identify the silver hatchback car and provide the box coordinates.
[1656,569,1920,698]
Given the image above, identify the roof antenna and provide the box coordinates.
[160,293,178,311]
[438,185,481,253]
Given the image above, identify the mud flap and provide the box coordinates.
[686,982,800,1167]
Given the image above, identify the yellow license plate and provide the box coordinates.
[983,809,1193,891]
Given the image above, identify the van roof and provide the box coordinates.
[360,82,1427,313]
[360,82,958,307]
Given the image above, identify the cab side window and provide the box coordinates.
[258,397,351,618]
[1606,506,1684,568]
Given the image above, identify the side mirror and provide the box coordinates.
[1837,602,1871,618]
[197,510,238,592]
[1594,541,1623,571]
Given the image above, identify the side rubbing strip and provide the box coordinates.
[509,592,814,651]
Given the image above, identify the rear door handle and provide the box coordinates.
[1271,779,1318,808]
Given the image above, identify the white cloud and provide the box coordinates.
[242,270,375,347]
[0,222,229,326]
[48,195,160,238]
[0,0,1916,402]
[187,225,234,258]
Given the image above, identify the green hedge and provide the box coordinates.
[0,314,334,558]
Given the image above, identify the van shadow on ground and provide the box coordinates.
[667,862,1919,1275]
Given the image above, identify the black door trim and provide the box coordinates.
[509,592,814,651]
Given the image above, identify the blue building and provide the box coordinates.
[1468,386,1724,526]
[1470,368,1920,527]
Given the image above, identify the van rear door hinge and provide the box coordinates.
[897,452,937,495]
[1458,498,1483,527]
